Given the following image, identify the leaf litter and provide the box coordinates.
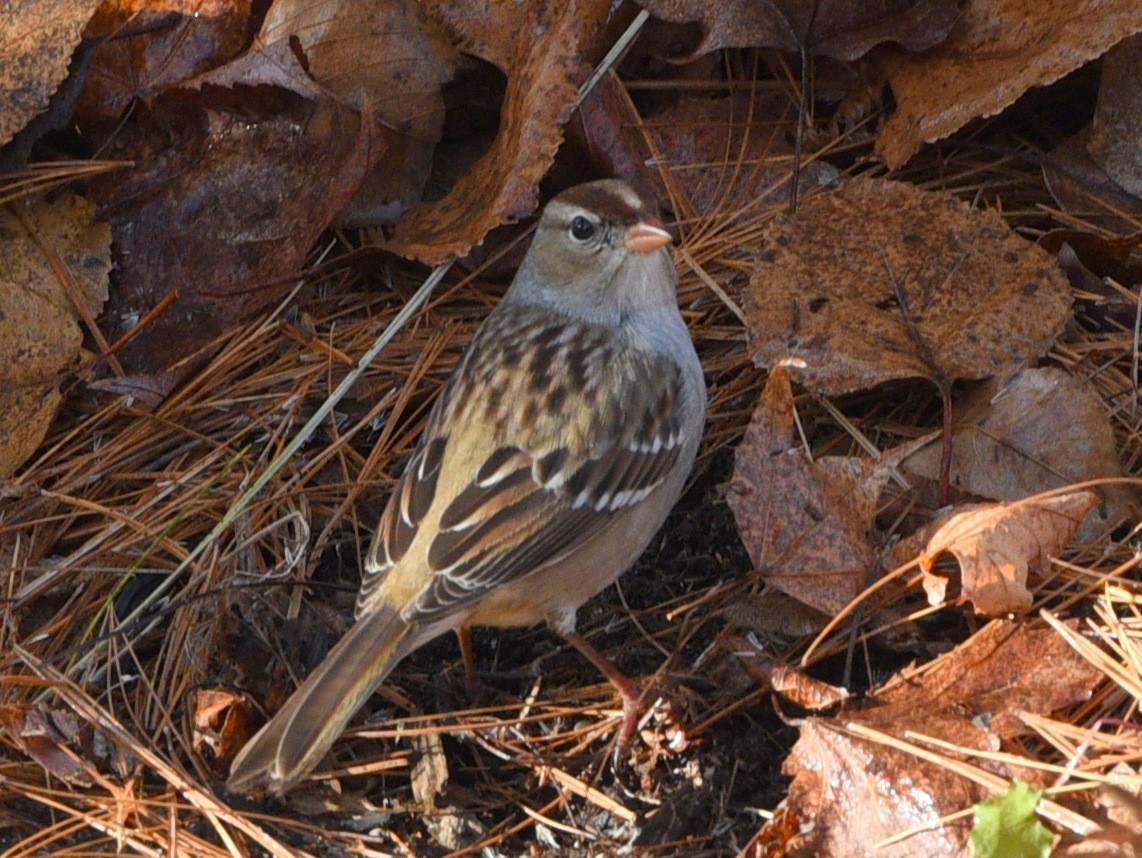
[1,1,1142,856]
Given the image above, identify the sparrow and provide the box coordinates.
[227,178,707,795]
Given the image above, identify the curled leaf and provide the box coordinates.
[919,492,1100,615]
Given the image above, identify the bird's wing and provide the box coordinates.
[358,305,693,622]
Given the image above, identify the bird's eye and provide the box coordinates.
[569,215,596,241]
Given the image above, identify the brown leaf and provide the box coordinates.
[0,705,96,787]
[918,492,1100,615]
[874,0,1142,168]
[637,0,959,61]
[724,635,850,710]
[903,368,1140,542]
[410,732,449,810]
[0,192,110,477]
[786,718,977,856]
[385,0,611,264]
[194,0,458,226]
[190,688,258,771]
[93,86,379,380]
[1044,129,1142,237]
[576,83,837,214]
[78,0,254,127]
[0,0,101,147]
[745,177,1073,395]
[727,365,901,615]
[785,619,1102,855]
[1088,34,1142,200]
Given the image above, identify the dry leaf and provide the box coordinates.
[784,620,1101,855]
[0,705,96,787]
[194,0,458,226]
[0,0,101,147]
[78,0,254,127]
[918,492,1100,615]
[724,635,850,710]
[874,0,1142,168]
[576,84,837,214]
[386,0,611,263]
[93,87,379,382]
[1044,129,1142,237]
[637,0,959,61]
[903,368,1140,542]
[746,177,1072,395]
[411,732,449,810]
[1088,34,1142,199]
[0,192,110,477]
[727,366,902,615]
[190,688,258,772]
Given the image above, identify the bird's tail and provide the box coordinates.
[226,604,433,795]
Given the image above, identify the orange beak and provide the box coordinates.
[624,219,673,254]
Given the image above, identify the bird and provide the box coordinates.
[226,178,707,795]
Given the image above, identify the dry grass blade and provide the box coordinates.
[11,642,304,857]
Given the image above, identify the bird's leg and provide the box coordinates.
[556,628,643,763]
[454,625,480,698]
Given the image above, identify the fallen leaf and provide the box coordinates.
[93,86,379,381]
[78,0,254,127]
[0,192,110,477]
[576,83,837,215]
[194,0,458,226]
[410,731,450,810]
[918,492,1100,616]
[190,688,258,772]
[786,717,978,855]
[903,368,1140,542]
[386,0,611,263]
[1055,786,1142,857]
[724,635,850,710]
[784,620,1101,856]
[637,0,959,61]
[1038,229,1142,291]
[1087,34,1142,199]
[0,0,101,147]
[746,177,1073,395]
[727,365,903,615]
[1043,129,1142,237]
[0,705,96,787]
[874,0,1142,168]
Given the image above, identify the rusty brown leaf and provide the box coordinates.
[93,87,379,382]
[784,619,1102,855]
[874,0,1142,168]
[190,688,258,772]
[727,365,902,615]
[385,0,611,264]
[0,192,110,477]
[903,368,1140,542]
[724,635,850,710]
[918,492,1100,616]
[0,0,101,147]
[637,0,959,61]
[746,177,1072,396]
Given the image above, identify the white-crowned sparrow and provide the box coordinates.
[227,178,707,795]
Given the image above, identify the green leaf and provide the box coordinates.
[969,781,1054,858]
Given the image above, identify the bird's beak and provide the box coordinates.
[624,219,673,254]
